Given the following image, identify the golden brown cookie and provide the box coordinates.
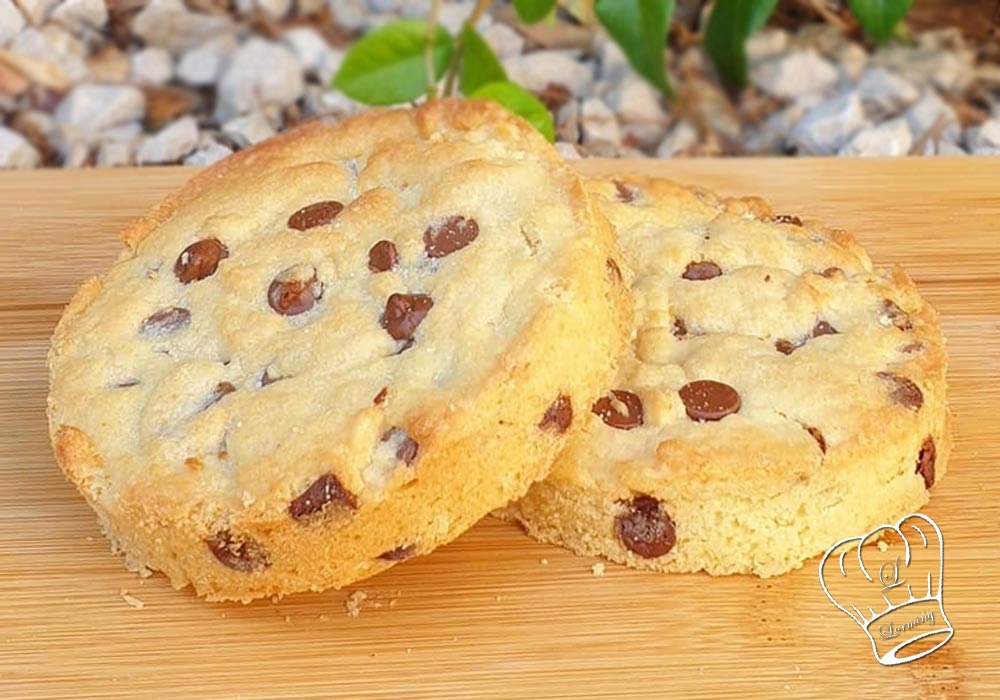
[504,176,950,577]
[48,100,631,601]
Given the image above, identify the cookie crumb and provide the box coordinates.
[591,562,605,577]
[345,590,368,617]
[877,540,889,553]
[540,558,549,565]
[120,591,144,609]
[495,595,502,602]
[406,648,412,654]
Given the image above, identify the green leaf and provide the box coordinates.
[847,0,913,44]
[459,24,507,95]
[333,20,453,105]
[470,81,555,142]
[594,0,675,98]
[704,0,778,87]
[513,0,558,23]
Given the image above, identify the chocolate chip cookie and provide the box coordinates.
[504,176,950,577]
[48,100,631,601]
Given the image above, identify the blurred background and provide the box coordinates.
[0,0,997,168]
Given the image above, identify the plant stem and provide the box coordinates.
[442,0,493,96]
[425,0,443,99]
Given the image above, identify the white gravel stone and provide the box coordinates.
[176,35,236,87]
[790,91,865,155]
[437,1,489,34]
[258,0,292,20]
[555,98,579,145]
[302,86,363,119]
[480,22,523,61]
[327,0,364,30]
[656,120,698,157]
[875,46,974,94]
[136,116,199,164]
[133,0,233,54]
[964,119,1000,151]
[553,141,582,160]
[56,84,145,136]
[744,104,805,153]
[608,74,667,149]
[856,66,919,118]
[922,139,966,156]
[62,141,90,168]
[834,42,868,81]
[504,50,592,96]
[839,118,912,157]
[184,138,233,167]
[216,38,304,122]
[221,111,275,148]
[130,47,172,85]
[11,26,87,84]
[746,28,789,64]
[598,38,629,85]
[904,90,961,143]
[96,139,134,167]
[752,49,839,100]
[50,0,108,33]
[282,27,343,83]
[0,0,25,47]
[580,96,620,147]
[0,126,41,168]
[17,0,59,23]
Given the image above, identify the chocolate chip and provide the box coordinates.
[606,258,623,283]
[916,437,936,489]
[373,387,388,405]
[380,293,433,341]
[259,368,280,387]
[679,380,741,421]
[812,320,838,337]
[820,267,841,278]
[806,426,827,453]
[877,372,923,410]
[287,200,344,230]
[773,214,803,226]
[381,427,419,465]
[115,378,140,388]
[378,544,416,561]
[538,394,573,434]
[881,299,913,331]
[206,530,269,572]
[368,240,399,273]
[901,342,925,354]
[775,338,798,355]
[140,306,190,335]
[672,318,688,339]
[682,260,722,281]
[199,382,236,412]
[592,390,644,430]
[175,238,228,284]
[615,495,676,559]
[424,216,479,258]
[268,268,323,316]
[614,180,637,203]
[288,473,357,520]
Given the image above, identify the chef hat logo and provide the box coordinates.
[819,514,953,666]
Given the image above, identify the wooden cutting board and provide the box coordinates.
[1,158,998,699]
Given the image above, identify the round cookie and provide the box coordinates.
[505,176,950,577]
[48,100,631,601]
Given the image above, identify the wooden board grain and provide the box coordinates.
[1,158,998,699]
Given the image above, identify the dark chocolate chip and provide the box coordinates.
[806,426,827,453]
[268,268,323,316]
[140,306,191,335]
[368,240,399,273]
[175,238,229,284]
[288,473,357,520]
[901,342,925,354]
[606,258,623,283]
[380,293,433,341]
[592,390,644,430]
[773,214,803,226]
[538,394,573,434]
[115,379,140,388]
[206,530,270,572]
[916,437,936,489]
[876,372,924,411]
[423,216,479,258]
[775,338,798,355]
[381,427,418,465]
[672,318,688,339]
[287,200,343,231]
[679,380,741,421]
[812,320,838,338]
[373,387,388,405]
[614,180,637,203]
[203,381,235,410]
[615,495,676,559]
[881,299,913,331]
[682,260,722,281]
[820,267,842,278]
[378,544,416,561]
[259,368,280,387]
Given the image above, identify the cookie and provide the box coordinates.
[504,176,950,577]
[48,100,631,601]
